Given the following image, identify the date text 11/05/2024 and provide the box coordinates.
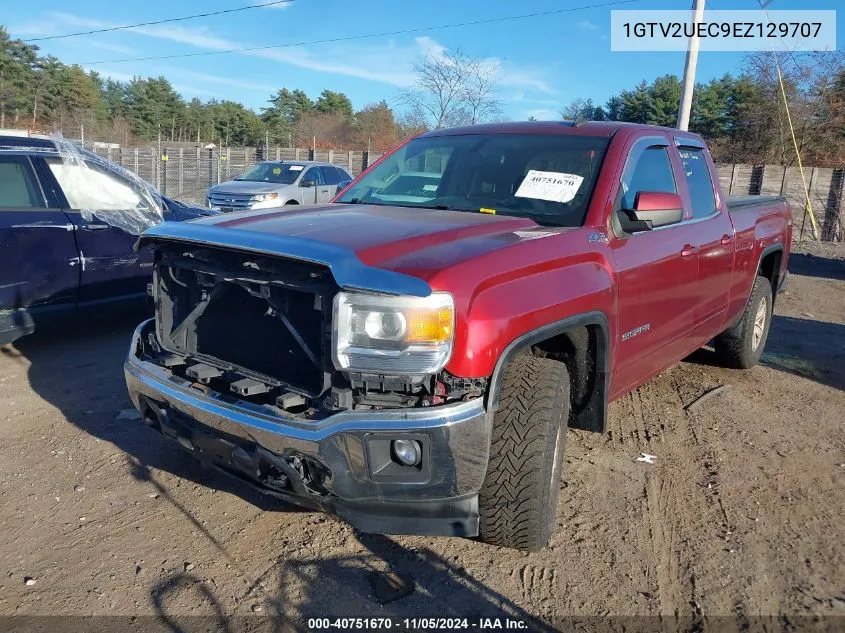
[307,618,528,630]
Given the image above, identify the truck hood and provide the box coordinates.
[138,203,568,295]
[211,180,296,194]
[162,197,221,221]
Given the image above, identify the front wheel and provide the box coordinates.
[714,275,773,369]
[478,355,570,550]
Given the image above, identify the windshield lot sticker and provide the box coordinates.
[288,165,304,171]
[423,184,438,192]
[480,207,496,214]
[272,167,281,175]
[515,170,584,203]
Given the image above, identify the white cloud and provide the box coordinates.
[499,70,553,94]
[262,0,293,8]
[413,36,553,94]
[54,13,415,86]
[577,20,599,31]
[39,11,557,97]
[165,70,276,93]
[414,36,448,60]
[7,20,61,37]
[88,41,139,56]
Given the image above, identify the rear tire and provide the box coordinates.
[714,275,773,369]
[478,355,570,550]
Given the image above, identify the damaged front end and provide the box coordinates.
[124,227,491,535]
[140,231,486,417]
[153,245,332,408]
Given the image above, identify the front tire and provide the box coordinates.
[714,275,773,369]
[478,355,570,550]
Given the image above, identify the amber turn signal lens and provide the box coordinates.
[406,307,453,343]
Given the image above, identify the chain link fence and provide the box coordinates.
[83,143,843,241]
[84,145,384,206]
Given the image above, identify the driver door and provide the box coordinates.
[609,138,701,397]
[0,155,79,334]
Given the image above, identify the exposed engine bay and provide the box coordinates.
[142,244,486,418]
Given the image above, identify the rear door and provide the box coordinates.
[674,139,736,334]
[39,155,155,307]
[0,155,79,319]
[609,136,701,396]
[298,166,332,204]
[318,166,344,199]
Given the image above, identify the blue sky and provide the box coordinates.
[6,0,842,121]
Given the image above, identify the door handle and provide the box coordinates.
[680,244,697,257]
[720,234,734,245]
[84,223,110,231]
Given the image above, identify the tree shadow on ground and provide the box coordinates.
[4,314,562,631]
[685,315,845,392]
[787,252,845,282]
[4,313,302,550]
[148,532,558,633]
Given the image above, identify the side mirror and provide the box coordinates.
[301,179,317,188]
[620,191,684,232]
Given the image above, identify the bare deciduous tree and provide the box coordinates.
[463,58,503,124]
[739,51,845,166]
[399,49,503,129]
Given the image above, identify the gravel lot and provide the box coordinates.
[1,243,843,630]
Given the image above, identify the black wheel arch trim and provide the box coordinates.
[486,310,611,434]
[758,243,785,306]
[759,243,785,284]
[727,243,784,330]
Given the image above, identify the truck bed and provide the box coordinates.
[726,195,786,211]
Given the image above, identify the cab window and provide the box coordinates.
[319,166,341,185]
[301,167,323,186]
[679,147,717,219]
[0,156,44,209]
[618,146,676,211]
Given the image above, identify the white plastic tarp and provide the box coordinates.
[49,133,164,235]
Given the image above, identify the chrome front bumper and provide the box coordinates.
[124,319,491,536]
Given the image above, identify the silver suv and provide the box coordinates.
[207,160,353,212]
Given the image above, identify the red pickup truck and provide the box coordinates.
[125,121,791,550]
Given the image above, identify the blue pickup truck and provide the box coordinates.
[0,135,217,345]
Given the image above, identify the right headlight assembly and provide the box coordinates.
[332,291,454,377]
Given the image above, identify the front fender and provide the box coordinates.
[442,255,615,379]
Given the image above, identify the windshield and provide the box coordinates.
[235,162,303,184]
[337,133,610,227]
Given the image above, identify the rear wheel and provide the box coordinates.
[478,355,570,550]
[284,200,299,205]
[714,275,773,369]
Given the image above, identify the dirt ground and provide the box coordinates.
[0,242,843,630]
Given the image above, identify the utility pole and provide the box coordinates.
[677,0,706,131]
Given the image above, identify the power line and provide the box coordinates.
[80,0,641,66]
[23,0,296,43]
